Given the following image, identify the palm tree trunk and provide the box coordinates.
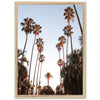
[21,33,28,65]
[62,46,65,62]
[48,78,49,86]
[59,50,60,59]
[68,20,70,26]
[39,62,42,86]
[36,58,41,95]
[28,34,36,89]
[66,36,69,64]
[32,51,40,95]
[73,5,83,35]
[70,35,73,53]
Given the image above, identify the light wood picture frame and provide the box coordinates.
[15,2,86,98]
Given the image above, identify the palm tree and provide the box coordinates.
[32,38,44,94]
[20,18,34,65]
[29,24,42,89]
[64,7,74,55]
[57,59,64,83]
[36,54,45,94]
[64,7,74,25]
[63,7,75,94]
[58,36,66,62]
[45,72,53,86]
[63,25,73,63]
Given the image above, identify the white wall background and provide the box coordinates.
[0,0,100,100]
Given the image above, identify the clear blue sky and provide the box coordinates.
[18,4,83,91]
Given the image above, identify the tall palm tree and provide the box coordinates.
[57,59,64,83]
[36,54,45,94]
[29,24,42,89]
[58,36,66,62]
[21,18,34,65]
[63,7,75,94]
[64,7,74,55]
[32,38,44,94]
[45,72,53,86]
[63,25,73,63]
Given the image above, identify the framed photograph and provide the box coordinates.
[15,2,86,98]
